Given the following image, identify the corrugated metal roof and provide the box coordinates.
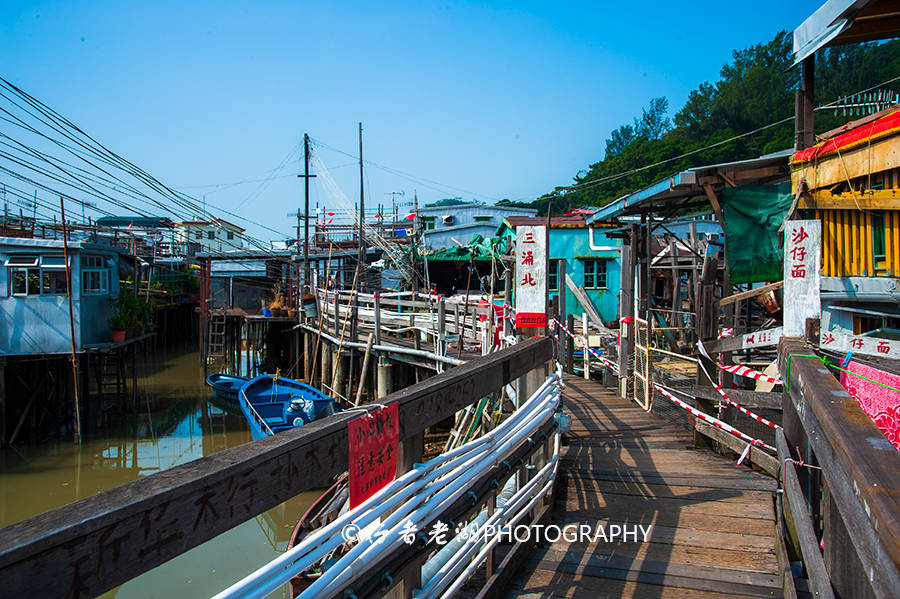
[587,150,791,223]
[792,0,900,66]
[504,215,590,228]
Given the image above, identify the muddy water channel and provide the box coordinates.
[0,349,319,598]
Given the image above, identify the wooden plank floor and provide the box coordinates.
[507,375,780,598]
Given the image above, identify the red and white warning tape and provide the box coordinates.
[697,339,783,386]
[693,350,780,430]
[718,363,783,385]
[652,383,776,453]
[554,318,620,374]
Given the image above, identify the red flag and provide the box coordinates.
[405,212,417,221]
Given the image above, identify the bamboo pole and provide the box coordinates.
[354,332,375,406]
[329,264,361,396]
[60,197,82,445]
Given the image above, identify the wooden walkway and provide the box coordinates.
[509,375,780,598]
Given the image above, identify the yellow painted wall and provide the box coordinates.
[817,209,900,277]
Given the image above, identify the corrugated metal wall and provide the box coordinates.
[817,209,900,277]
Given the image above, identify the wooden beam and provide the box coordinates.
[791,132,900,191]
[719,280,783,306]
[776,428,835,599]
[778,337,900,596]
[0,337,552,599]
[798,190,900,210]
[694,419,778,476]
[690,386,782,409]
[702,183,727,234]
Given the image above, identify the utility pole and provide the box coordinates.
[296,133,316,292]
[384,191,404,235]
[357,122,366,291]
[411,190,419,293]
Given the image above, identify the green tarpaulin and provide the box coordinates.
[425,234,506,262]
[720,184,793,284]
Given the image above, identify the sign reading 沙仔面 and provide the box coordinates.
[514,225,547,328]
[783,220,820,337]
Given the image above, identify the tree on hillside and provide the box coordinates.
[534,31,899,214]
[605,96,671,158]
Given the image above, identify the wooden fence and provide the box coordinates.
[777,337,900,599]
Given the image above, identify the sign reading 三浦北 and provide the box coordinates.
[348,403,399,508]
[783,219,820,337]
[514,225,547,328]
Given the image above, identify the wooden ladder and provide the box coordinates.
[207,314,226,359]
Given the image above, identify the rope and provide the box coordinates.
[822,356,900,395]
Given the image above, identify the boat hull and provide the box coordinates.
[205,373,249,410]
[239,374,338,439]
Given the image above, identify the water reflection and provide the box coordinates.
[0,350,319,598]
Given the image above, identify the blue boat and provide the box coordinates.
[239,374,338,439]
[205,373,249,409]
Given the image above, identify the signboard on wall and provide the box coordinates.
[820,329,900,360]
[783,220,821,336]
[514,225,547,328]
[348,403,399,508]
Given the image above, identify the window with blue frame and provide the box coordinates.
[548,259,560,292]
[582,259,607,289]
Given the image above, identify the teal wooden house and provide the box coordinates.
[500,214,622,324]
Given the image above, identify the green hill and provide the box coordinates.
[525,31,900,215]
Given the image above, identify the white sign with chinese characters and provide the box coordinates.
[783,220,821,337]
[514,225,547,328]
[819,329,900,360]
[741,326,783,349]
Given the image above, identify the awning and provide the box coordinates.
[792,0,900,66]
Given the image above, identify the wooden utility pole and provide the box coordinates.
[357,122,366,291]
[795,57,815,151]
[60,198,82,445]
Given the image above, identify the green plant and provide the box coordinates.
[107,292,152,331]
[107,311,130,331]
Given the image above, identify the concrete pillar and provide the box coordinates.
[377,356,393,399]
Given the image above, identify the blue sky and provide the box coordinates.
[1,1,823,240]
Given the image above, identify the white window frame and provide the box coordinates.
[6,255,69,296]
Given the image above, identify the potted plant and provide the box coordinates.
[108,311,129,343]
[107,293,152,341]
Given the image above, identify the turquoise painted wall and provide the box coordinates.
[548,227,621,324]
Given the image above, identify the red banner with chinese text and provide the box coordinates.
[840,360,900,452]
[348,403,399,508]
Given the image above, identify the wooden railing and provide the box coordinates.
[0,337,553,598]
[777,337,900,599]
[318,289,505,355]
